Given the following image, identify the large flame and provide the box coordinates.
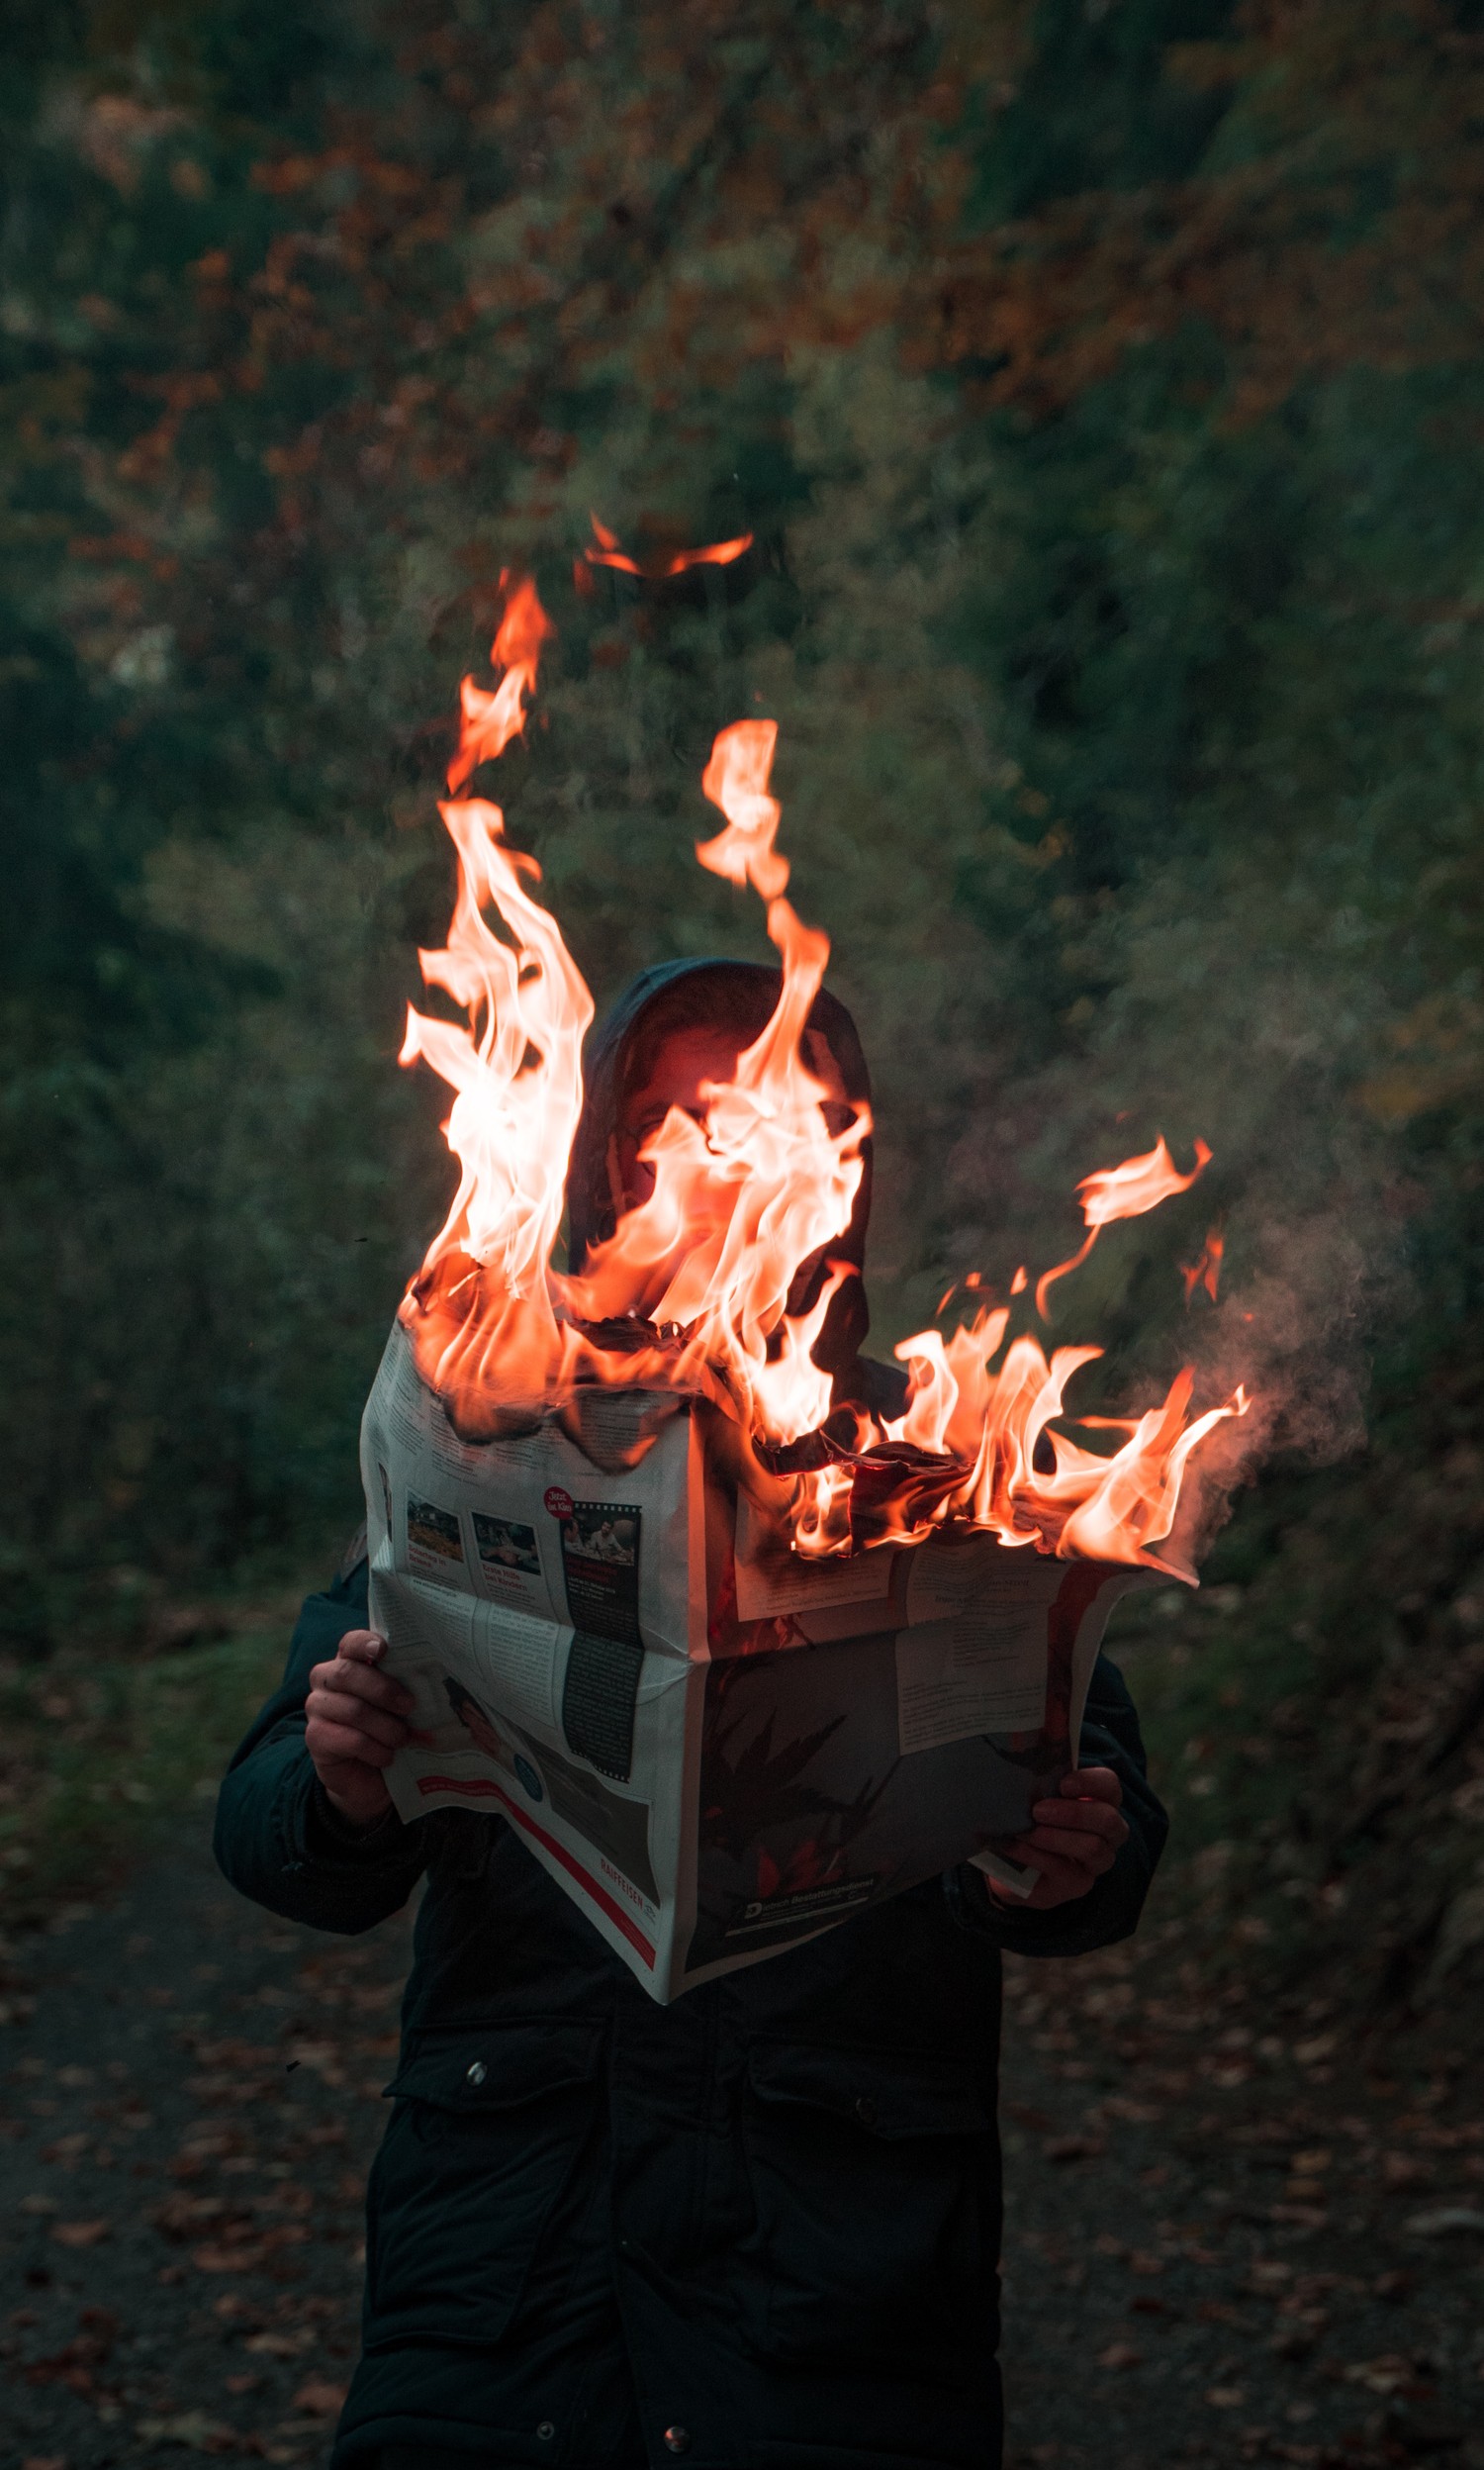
[397,572,1248,1571]
[559,716,867,1447]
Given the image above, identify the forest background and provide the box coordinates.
[2,0,1482,2034]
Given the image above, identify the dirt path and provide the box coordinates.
[2,1825,1481,2468]
[998,1934,1484,2470]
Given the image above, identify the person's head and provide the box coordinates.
[565,961,875,1392]
[614,1018,853,1216]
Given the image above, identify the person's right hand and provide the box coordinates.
[305,1629,423,1829]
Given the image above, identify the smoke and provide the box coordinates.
[1166,1192,1404,1570]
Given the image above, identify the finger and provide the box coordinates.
[306,1690,411,1753]
[1031,1797,1129,1844]
[1060,1765,1123,1807]
[335,1628,389,1665]
[1024,1856,1094,1907]
[311,1664,410,1718]
[310,1658,417,1716]
[1012,1824,1116,1872]
[307,1718,398,1770]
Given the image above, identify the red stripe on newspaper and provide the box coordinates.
[413,1773,657,1968]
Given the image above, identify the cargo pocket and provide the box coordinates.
[363,2021,603,2354]
[739,2040,997,2367]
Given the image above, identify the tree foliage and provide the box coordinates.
[2,0,1480,1721]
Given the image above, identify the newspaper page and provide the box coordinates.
[361,1322,704,1987]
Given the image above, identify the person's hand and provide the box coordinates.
[986,1766,1129,1911]
[305,1629,425,1829]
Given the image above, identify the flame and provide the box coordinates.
[446,575,555,795]
[583,513,754,580]
[396,571,1251,1571]
[562,721,867,1447]
[1180,1225,1224,1304]
[1035,1135,1212,1319]
[696,719,789,900]
[398,793,592,1419]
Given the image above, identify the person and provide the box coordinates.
[215,959,1167,2470]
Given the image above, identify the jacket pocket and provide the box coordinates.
[738,2040,998,2368]
[363,2021,603,2354]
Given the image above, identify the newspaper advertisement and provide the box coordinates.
[362,1321,1151,2003]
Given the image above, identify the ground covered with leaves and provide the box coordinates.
[2,1813,1481,2470]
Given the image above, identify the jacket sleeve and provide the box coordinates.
[947,1651,1168,1959]
[213,1554,433,1936]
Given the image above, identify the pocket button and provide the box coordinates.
[855,2094,880,2128]
[465,2059,488,2086]
[664,2428,692,2455]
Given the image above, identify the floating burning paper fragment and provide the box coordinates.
[397,570,1248,1573]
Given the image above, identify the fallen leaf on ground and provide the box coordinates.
[134,2412,235,2450]
[1344,2354,1420,2395]
[192,2241,264,2272]
[1095,2341,1142,2371]
[1381,2150,1430,2186]
[292,2378,348,2415]
[51,2219,110,2246]
[1404,2206,1484,2234]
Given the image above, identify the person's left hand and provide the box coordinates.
[986,1765,1129,1911]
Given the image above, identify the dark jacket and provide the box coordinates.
[216,1555,1166,2470]
[216,961,1167,2468]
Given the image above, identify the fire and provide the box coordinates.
[696,720,789,900]
[1034,1135,1212,1319]
[1180,1226,1224,1304]
[397,571,1249,1572]
[582,514,754,580]
[561,718,866,1447]
[445,575,554,795]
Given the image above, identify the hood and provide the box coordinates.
[564,957,876,1395]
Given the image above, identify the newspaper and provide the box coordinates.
[361,1322,1151,2002]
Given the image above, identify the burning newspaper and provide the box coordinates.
[363,1323,1152,1999]
[361,558,1248,2001]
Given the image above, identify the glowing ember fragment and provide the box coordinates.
[583,513,753,580]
